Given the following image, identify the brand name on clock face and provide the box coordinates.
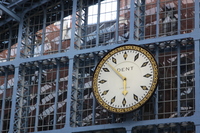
[117,66,134,72]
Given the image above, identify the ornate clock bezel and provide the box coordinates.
[92,44,159,113]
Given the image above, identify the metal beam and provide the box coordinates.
[22,0,52,14]
[0,0,52,27]
[7,0,28,8]
[0,3,20,22]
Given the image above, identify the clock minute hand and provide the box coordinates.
[107,62,125,80]
[107,62,128,96]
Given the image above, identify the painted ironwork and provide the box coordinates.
[0,0,199,133]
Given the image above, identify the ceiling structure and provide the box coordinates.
[0,0,197,133]
[0,0,65,27]
[0,0,68,28]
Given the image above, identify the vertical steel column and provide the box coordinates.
[23,69,32,133]
[83,5,88,47]
[7,25,12,61]
[74,58,83,126]
[34,64,42,132]
[115,0,120,43]
[196,126,200,133]
[96,0,101,47]
[68,0,85,127]
[71,58,79,127]
[69,0,77,51]
[9,13,24,133]
[177,43,181,117]
[177,124,181,133]
[134,0,145,40]
[126,129,132,133]
[9,67,20,133]
[194,40,200,132]
[41,7,47,55]
[16,68,24,133]
[155,46,159,121]
[74,0,84,49]
[129,0,135,40]
[14,15,34,132]
[177,0,181,34]
[65,0,77,127]
[31,27,36,57]
[59,0,64,53]
[194,0,200,115]
[156,0,160,37]
[154,125,158,133]
[134,0,140,40]
[13,12,33,132]
[65,58,74,127]
[53,60,60,129]
[24,18,30,57]
[92,55,98,125]
[70,0,87,127]
[18,66,30,133]
[126,126,132,133]
[194,0,199,29]
[139,0,145,40]
[0,68,8,132]
[193,2,200,132]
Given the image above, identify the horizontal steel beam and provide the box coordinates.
[0,3,20,22]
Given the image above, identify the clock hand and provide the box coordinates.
[107,62,125,80]
[107,62,128,96]
[122,77,128,96]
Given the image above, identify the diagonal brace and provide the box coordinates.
[0,3,20,22]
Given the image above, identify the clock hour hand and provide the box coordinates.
[107,62,128,96]
[122,77,128,96]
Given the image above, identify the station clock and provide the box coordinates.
[92,44,158,113]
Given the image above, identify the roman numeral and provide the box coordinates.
[112,57,117,64]
[133,94,138,101]
[141,86,148,90]
[134,53,139,61]
[103,68,109,72]
[102,90,109,96]
[143,73,152,78]
[111,96,116,104]
[123,52,128,60]
[122,98,126,106]
[98,79,107,84]
[141,62,148,67]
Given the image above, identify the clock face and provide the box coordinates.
[92,45,158,113]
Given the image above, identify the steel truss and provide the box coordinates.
[0,0,199,133]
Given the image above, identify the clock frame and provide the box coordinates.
[92,44,158,113]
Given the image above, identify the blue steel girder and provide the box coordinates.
[0,3,20,22]
[7,0,28,8]
[0,0,52,27]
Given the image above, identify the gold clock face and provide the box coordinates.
[92,45,158,113]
